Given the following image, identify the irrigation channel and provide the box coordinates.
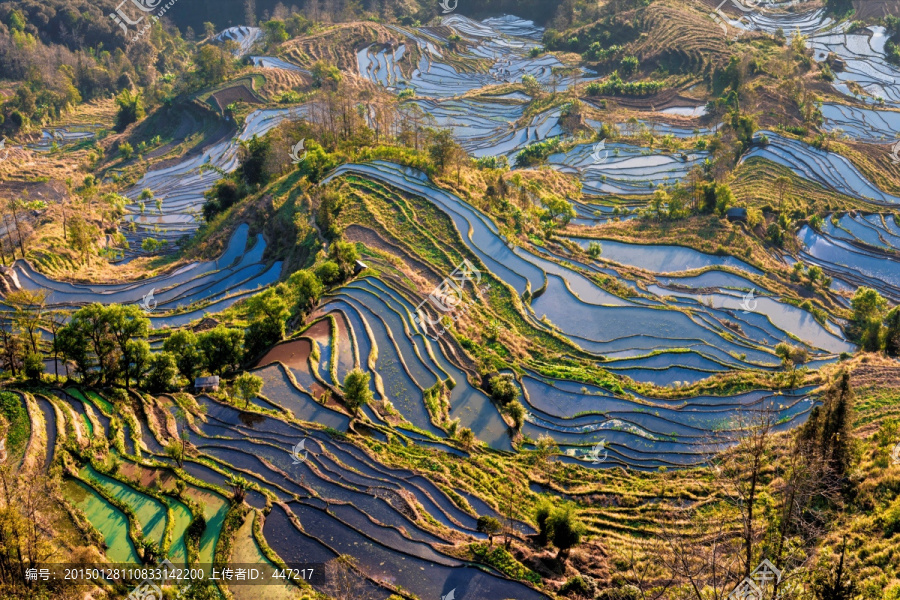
[6,7,900,599]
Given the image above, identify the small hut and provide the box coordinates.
[194,376,220,392]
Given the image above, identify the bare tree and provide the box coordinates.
[658,506,743,600]
[6,289,48,354]
[709,407,777,578]
[618,537,675,600]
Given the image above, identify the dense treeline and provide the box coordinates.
[0,234,360,391]
[0,2,192,134]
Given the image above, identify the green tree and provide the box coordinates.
[813,538,857,600]
[544,196,576,226]
[534,434,559,485]
[314,261,341,286]
[849,287,887,350]
[67,216,99,263]
[534,498,554,546]
[227,474,249,503]
[315,187,346,238]
[108,304,151,388]
[505,400,526,432]
[163,331,202,382]
[774,175,791,209]
[329,241,359,281]
[547,504,585,562]
[165,440,185,468]
[196,45,232,85]
[457,427,476,449]
[23,353,43,381]
[884,306,900,356]
[620,55,639,76]
[262,20,289,45]
[146,352,178,392]
[239,134,272,186]
[342,368,372,416]
[56,320,91,381]
[197,326,244,375]
[427,128,460,174]
[5,289,47,354]
[311,61,342,89]
[115,89,145,132]
[650,188,668,221]
[821,372,854,477]
[141,238,164,253]
[489,373,520,405]
[233,372,264,407]
[57,303,149,385]
[244,288,290,359]
[125,339,152,387]
[476,516,502,546]
[288,270,325,312]
[587,241,603,259]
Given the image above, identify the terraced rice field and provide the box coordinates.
[121,106,307,251]
[10,6,900,598]
[3,223,283,329]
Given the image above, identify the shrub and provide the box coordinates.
[505,401,525,431]
[115,89,145,132]
[560,575,594,597]
[534,498,553,546]
[141,238,164,252]
[620,55,639,76]
[515,138,562,167]
[475,155,509,170]
[489,373,520,405]
[342,369,373,415]
[314,261,341,286]
[469,543,541,584]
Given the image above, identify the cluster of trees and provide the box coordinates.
[848,287,900,353]
[488,373,526,432]
[0,2,193,137]
[0,234,359,392]
[514,138,563,168]
[585,71,665,97]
